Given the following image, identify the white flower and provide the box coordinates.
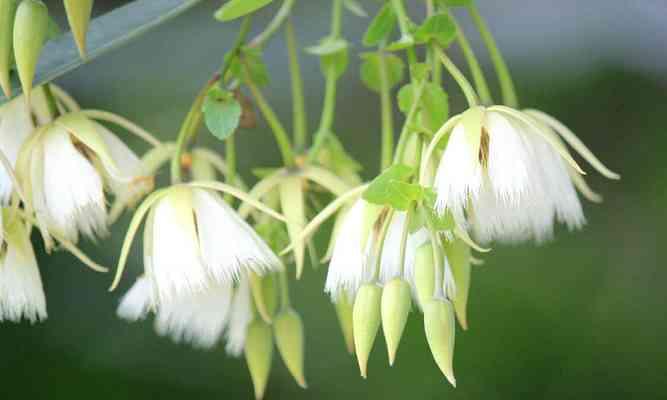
[0,214,47,323]
[117,274,251,353]
[20,113,147,243]
[433,106,618,244]
[144,186,282,303]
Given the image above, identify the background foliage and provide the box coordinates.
[1,1,665,398]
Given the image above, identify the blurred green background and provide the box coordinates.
[2,1,666,399]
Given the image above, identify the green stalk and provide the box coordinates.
[249,0,296,48]
[467,4,518,107]
[331,0,343,38]
[390,0,412,37]
[449,13,493,105]
[379,51,394,170]
[285,19,307,151]
[393,80,427,165]
[437,48,479,107]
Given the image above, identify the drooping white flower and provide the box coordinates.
[225,276,253,357]
[19,112,148,243]
[0,214,47,323]
[143,186,282,304]
[433,106,618,244]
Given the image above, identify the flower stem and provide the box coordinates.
[379,51,394,170]
[331,0,344,38]
[437,48,479,107]
[285,19,307,151]
[249,0,296,49]
[391,0,412,37]
[449,12,493,105]
[393,79,427,165]
[467,4,518,107]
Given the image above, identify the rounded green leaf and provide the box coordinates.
[360,52,405,92]
[362,3,396,47]
[202,84,242,141]
[215,0,273,22]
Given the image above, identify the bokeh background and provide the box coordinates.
[2,1,666,398]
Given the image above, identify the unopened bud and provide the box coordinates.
[190,153,217,181]
[423,299,456,387]
[334,293,354,354]
[244,320,273,400]
[444,239,471,330]
[249,272,278,324]
[273,308,307,388]
[13,0,49,101]
[63,0,93,58]
[0,0,18,97]
[352,283,382,378]
[414,243,436,308]
[381,278,411,366]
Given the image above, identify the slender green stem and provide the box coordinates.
[391,0,412,37]
[379,52,394,170]
[285,19,307,151]
[426,1,442,86]
[307,66,338,161]
[393,80,427,165]
[249,0,297,48]
[331,0,344,38]
[245,77,295,166]
[279,269,291,310]
[222,16,253,79]
[447,13,493,105]
[468,4,518,107]
[437,48,479,107]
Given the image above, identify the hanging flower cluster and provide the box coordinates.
[0,0,619,398]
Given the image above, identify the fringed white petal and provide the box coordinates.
[325,199,373,300]
[154,281,233,349]
[41,128,107,241]
[150,188,209,303]
[0,98,34,202]
[117,276,153,322]
[225,277,252,357]
[0,224,47,323]
[192,189,282,283]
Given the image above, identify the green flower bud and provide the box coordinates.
[250,272,278,323]
[381,278,412,366]
[353,283,382,378]
[334,293,355,354]
[414,243,436,308]
[0,0,18,97]
[444,239,471,330]
[63,0,93,58]
[273,308,307,388]
[244,320,273,400]
[13,0,49,101]
[423,299,456,387]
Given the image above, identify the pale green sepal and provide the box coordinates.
[360,201,383,253]
[302,165,351,196]
[414,242,436,308]
[13,0,49,102]
[0,0,18,97]
[353,283,382,378]
[63,0,93,58]
[461,106,485,162]
[334,293,355,354]
[381,278,411,365]
[190,151,217,181]
[244,319,273,400]
[453,225,490,253]
[238,169,286,219]
[249,272,278,324]
[444,239,471,330]
[420,115,462,185]
[273,308,307,388]
[423,298,457,387]
[279,176,306,279]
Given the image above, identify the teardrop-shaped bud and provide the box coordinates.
[63,0,93,58]
[381,278,411,366]
[279,176,306,278]
[13,0,49,101]
[0,0,19,97]
[414,243,435,308]
[249,272,278,323]
[423,298,456,387]
[334,293,354,354]
[352,283,382,378]
[244,319,273,400]
[444,239,471,330]
[273,308,307,388]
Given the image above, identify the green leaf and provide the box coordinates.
[414,13,457,47]
[214,0,273,22]
[397,82,449,132]
[202,84,241,140]
[362,3,396,47]
[363,164,424,210]
[422,189,454,231]
[359,52,404,92]
[320,47,349,80]
[225,46,270,86]
[306,37,348,56]
[343,0,367,17]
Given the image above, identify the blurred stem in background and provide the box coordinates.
[286,19,307,152]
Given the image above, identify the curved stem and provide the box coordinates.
[437,49,479,107]
[307,65,338,162]
[50,85,80,111]
[249,0,297,48]
[81,110,162,147]
[450,13,493,105]
[393,80,427,165]
[285,19,307,151]
[379,52,394,170]
[467,4,518,108]
[391,0,412,37]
